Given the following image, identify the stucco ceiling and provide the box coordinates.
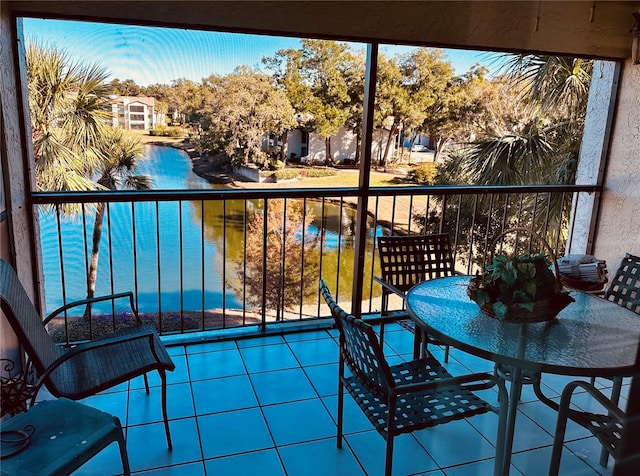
[5,1,640,59]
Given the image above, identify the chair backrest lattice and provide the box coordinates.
[604,253,640,315]
[377,234,455,294]
[0,260,58,374]
[319,280,392,398]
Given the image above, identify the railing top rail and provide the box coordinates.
[30,184,602,205]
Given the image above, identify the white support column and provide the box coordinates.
[567,60,620,255]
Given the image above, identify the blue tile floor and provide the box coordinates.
[63,324,626,475]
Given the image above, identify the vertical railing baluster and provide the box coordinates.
[542,192,552,245]
[390,195,397,232]
[500,193,510,239]
[481,195,495,270]
[555,191,569,254]
[407,194,414,233]
[298,197,307,319]
[80,204,92,339]
[367,195,380,313]
[54,204,69,345]
[131,202,140,316]
[452,195,462,267]
[106,203,115,330]
[279,198,287,321]
[439,194,448,234]
[317,197,327,315]
[156,200,162,334]
[179,200,184,332]
[261,198,268,330]
[529,192,540,254]
[335,199,344,302]
[242,200,248,326]
[467,194,479,275]
[200,199,205,330]
[222,199,227,327]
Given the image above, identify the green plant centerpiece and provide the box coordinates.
[467,229,575,322]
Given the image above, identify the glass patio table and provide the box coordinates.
[406,275,640,474]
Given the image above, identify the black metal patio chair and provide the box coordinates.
[320,279,508,476]
[590,254,640,400]
[374,233,458,359]
[0,258,176,449]
[549,380,626,474]
[586,252,640,464]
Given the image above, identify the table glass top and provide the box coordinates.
[406,276,640,376]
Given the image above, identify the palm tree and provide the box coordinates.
[27,43,149,313]
[450,54,592,187]
[27,43,113,205]
[424,54,593,261]
[85,128,151,316]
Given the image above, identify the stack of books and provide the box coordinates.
[558,254,608,284]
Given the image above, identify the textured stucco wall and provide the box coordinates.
[594,58,640,271]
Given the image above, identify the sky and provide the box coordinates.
[22,18,495,87]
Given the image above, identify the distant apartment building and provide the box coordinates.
[109,96,163,130]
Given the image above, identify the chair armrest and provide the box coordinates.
[43,292,140,326]
[560,380,626,422]
[373,276,407,299]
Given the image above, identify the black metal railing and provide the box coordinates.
[31,184,600,343]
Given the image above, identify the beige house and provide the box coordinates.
[109,95,160,130]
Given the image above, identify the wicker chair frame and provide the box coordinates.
[587,252,640,465]
[320,279,508,476]
[0,259,175,449]
[604,253,640,314]
[549,380,626,474]
[374,233,457,359]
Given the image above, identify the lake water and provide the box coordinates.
[39,145,372,314]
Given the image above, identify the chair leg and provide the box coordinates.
[444,344,450,363]
[336,380,345,449]
[384,436,394,476]
[599,376,623,467]
[412,331,422,359]
[114,419,131,476]
[384,401,397,476]
[379,294,388,348]
[549,382,579,476]
[143,373,150,394]
[493,379,509,476]
[160,370,172,450]
[549,411,568,476]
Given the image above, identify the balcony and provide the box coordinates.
[2,2,639,473]
[53,323,626,475]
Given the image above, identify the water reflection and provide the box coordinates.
[39,145,382,315]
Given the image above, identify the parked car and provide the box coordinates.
[411,144,431,152]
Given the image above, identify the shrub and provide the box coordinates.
[166,126,183,138]
[304,168,338,178]
[407,163,437,184]
[273,168,301,180]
